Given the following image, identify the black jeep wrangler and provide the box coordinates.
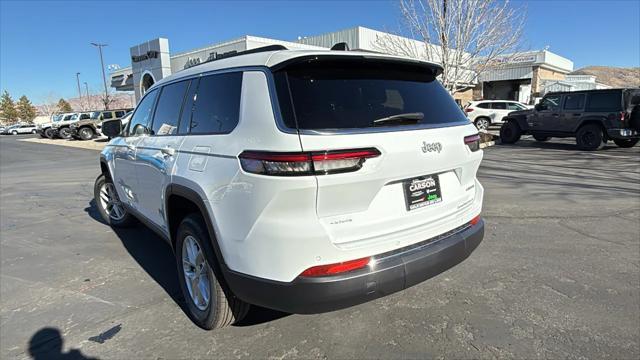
[500,88,640,150]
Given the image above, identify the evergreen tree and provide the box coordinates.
[0,90,18,123]
[57,98,73,113]
[16,95,37,122]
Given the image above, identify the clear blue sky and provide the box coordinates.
[1,0,639,104]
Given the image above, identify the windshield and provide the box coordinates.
[52,115,63,122]
[274,59,466,130]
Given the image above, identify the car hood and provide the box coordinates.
[508,109,534,117]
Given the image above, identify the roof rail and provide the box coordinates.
[187,44,288,69]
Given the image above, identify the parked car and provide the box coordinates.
[42,113,75,138]
[37,114,64,138]
[500,88,640,150]
[96,46,485,329]
[70,109,131,140]
[2,123,37,135]
[465,100,530,130]
[51,112,84,139]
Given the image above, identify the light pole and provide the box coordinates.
[75,72,82,104]
[84,82,90,109]
[91,42,110,110]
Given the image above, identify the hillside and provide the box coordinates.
[570,66,640,88]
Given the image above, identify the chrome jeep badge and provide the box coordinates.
[421,141,442,153]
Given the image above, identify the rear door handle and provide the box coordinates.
[572,113,581,116]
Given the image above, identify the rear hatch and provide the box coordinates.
[272,56,482,248]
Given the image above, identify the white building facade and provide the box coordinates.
[111,26,581,105]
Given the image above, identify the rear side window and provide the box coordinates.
[151,80,190,135]
[275,60,466,130]
[190,73,242,134]
[115,111,125,118]
[586,92,621,112]
[80,113,90,120]
[102,112,113,119]
[128,90,158,136]
[477,102,490,109]
[491,102,507,110]
[564,94,585,110]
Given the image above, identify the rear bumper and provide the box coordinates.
[224,219,484,314]
[607,128,640,139]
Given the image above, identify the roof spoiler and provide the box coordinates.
[270,54,443,77]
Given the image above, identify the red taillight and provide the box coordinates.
[470,215,481,226]
[239,148,381,176]
[464,134,481,152]
[465,108,474,113]
[300,257,371,277]
[620,111,626,122]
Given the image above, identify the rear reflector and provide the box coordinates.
[464,134,481,152]
[239,148,381,176]
[470,215,481,225]
[300,257,371,277]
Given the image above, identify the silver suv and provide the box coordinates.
[96,46,485,329]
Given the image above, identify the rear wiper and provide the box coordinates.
[373,112,424,126]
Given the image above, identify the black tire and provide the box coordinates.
[533,135,549,142]
[576,124,605,151]
[44,128,55,139]
[78,127,94,140]
[500,121,522,144]
[93,174,137,227]
[474,117,491,131]
[176,214,249,330]
[58,127,71,139]
[613,138,639,148]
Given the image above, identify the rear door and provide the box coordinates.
[561,93,585,132]
[275,59,481,247]
[490,102,509,123]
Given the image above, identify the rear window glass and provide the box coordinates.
[190,73,242,135]
[564,94,585,110]
[275,60,466,130]
[586,92,621,112]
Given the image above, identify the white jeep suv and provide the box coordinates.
[96,46,485,329]
[465,100,529,130]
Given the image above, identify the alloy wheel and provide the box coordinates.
[182,236,211,311]
[476,118,489,130]
[98,182,125,221]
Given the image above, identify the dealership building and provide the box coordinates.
[111,26,589,105]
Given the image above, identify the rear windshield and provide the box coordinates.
[274,60,467,131]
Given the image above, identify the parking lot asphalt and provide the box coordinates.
[1,134,639,359]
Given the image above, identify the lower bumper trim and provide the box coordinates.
[223,219,485,314]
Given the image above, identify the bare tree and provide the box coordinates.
[374,0,525,94]
[37,92,60,118]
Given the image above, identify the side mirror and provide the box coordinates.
[101,119,123,138]
[534,103,543,111]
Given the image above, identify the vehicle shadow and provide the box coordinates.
[497,138,622,151]
[28,327,97,360]
[84,200,289,327]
